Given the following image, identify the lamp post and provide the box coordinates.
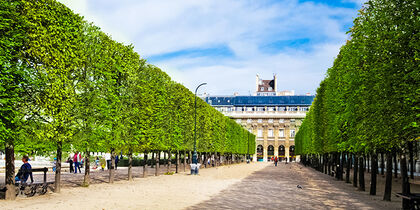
[193,83,207,165]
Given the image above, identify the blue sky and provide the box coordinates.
[59,0,365,95]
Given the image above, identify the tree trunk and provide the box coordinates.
[188,151,192,164]
[380,152,385,175]
[409,141,414,179]
[109,149,115,184]
[162,152,165,168]
[393,151,398,178]
[367,155,370,173]
[83,151,90,186]
[335,153,340,179]
[328,154,332,176]
[401,152,411,209]
[324,154,328,174]
[370,153,377,195]
[346,152,351,183]
[167,150,172,173]
[175,150,179,173]
[128,150,133,181]
[55,141,62,192]
[143,153,148,178]
[214,152,217,167]
[183,151,186,172]
[383,152,393,201]
[155,151,160,176]
[5,139,16,200]
[150,152,156,168]
[358,155,365,191]
[340,152,345,180]
[353,155,358,188]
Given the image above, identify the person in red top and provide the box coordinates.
[73,151,82,173]
[274,156,278,167]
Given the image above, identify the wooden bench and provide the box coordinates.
[395,193,420,210]
[16,167,54,197]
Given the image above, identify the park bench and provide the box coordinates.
[15,167,54,197]
[395,193,420,210]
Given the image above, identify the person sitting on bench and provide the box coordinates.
[15,155,34,184]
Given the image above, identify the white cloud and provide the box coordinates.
[58,0,360,95]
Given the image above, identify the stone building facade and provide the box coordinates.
[204,75,314,162]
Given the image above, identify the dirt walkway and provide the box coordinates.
[189,163,402,209]
[1,163,268,210]
[0,162,410,209]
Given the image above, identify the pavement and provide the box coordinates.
[188,162,401,210]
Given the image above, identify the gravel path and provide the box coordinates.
[189,163,402,209]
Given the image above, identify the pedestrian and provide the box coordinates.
[115,155,119,170]
[274,156,278,167]
[52,158,57,172]
[67,155,74,173]
[73,151,81,173]
[94,156,99,169]
[105,153,111,170]
[15,155,33,184]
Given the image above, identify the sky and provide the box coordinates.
[58,0,365,96]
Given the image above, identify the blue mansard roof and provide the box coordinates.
[204,95,315,106]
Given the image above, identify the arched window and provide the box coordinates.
[289,146,295,161]
[257,145,264,161]
[268,145,274,161]
[278,145,285,157]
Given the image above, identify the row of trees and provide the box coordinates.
[0,0,255,199]
[295,0,419,207]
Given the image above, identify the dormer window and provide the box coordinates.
[260,87,264,91]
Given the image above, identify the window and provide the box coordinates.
[268,119,273,123]
[247,119,252,123]
[268,87,272,91]
[299,107,308,112]
[257,107,264,112]
[291,119,295,123]
[268,107,275,111]
[260,87,264,91]
[279,129,284,137]
[278,107,286,111]
[258,119,263,123]
[246,107,253,111]
[257,129,263,137]
[290,129,295,137]
[279,119,284,123]
[268,129,273,137]
[236,107,243,111]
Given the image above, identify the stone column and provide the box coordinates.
[263,124,268,162]
[285,124,290,161]
[274,125,278,157]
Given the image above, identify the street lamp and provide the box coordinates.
[193,83,207,165]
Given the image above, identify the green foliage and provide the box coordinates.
[1,0,254,159]
[296,0,419,155]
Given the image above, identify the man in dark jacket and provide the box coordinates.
[15,155,33,183]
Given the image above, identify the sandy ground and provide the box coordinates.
[1,162,269,210]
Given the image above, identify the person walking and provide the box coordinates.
[274,156,278,167]
[73,151,81,173]
[115,155,119,170]
[105,153,111,170]
[67,155,74,173]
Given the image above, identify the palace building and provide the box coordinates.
[204,75,314,162]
